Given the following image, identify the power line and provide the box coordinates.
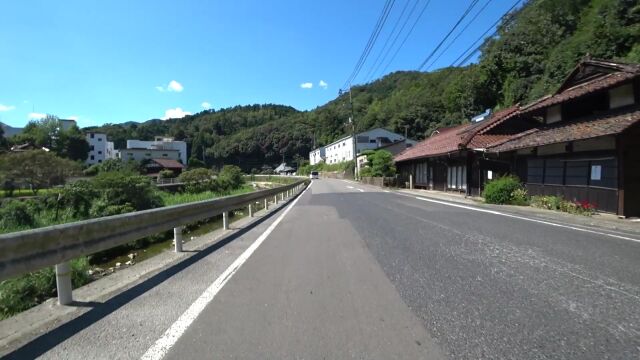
[378,0,433,77]
[417,0,481,71]
[450,0,522,67]
[363,0,414,82]
[342,0,396,89]
[424,0,494,71]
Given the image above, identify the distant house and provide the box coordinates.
[126,137,187,164]
[275,163,296,175]
[394,105,520,195]
[309,147,326,165]
[145,158,185,177]
[117,147,181,163]
[311,127,416,165]
[85,132,116,165]
[395,58,640,217]
[9,143,51,152]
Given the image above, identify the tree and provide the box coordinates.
[216,165,244,192]
[0,150,82,194]
[179,168,215,193]
[359,150,396,177]
[14,115,89,161]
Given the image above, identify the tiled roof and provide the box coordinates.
[150,158,185,169]
[489,108,640,153]
[394,124,470,162]
[467,134,515,149]
[458,105,520,144]
[519,72,638,115]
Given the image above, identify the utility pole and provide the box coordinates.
[404,124,409,139]
[348,86,357,180]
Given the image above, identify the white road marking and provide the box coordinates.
[141,184,311,360]
[383,190,390,193]
[357,188,365,192]
[398,193,640,243]
[346,186,355,189]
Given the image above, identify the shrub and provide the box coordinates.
[0,200,36,229]
[179,168,215,193]
[187,157,206,169]
[216,165,244,192]
[510,188,529,206]
[482,175,525,205]
[91,171,163,211]
[530,195,596,216]
[158,169,175,179]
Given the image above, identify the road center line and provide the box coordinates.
[140,184,311,360]
[395,193,640,243]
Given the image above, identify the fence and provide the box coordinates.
[359,176,402,188]
[0,179,308,305]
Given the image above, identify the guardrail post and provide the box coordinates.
[274,195,278,204]
[223,211,229,230]
[248,203,253,217]
[264,198,269,210]
[55,262,73,305]
[409,174,414,190]
[174,226,183,252]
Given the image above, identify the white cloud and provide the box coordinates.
[319,80,328,89]
[67,115,79,121]
[201,101,211,109]
[300,82,313,89]
[28,112,46,120]
[156,80,184,92]
[162,107,191,120]
[0,104,15,111]
[167,80,183,92]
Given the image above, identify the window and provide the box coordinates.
[162,153,168,157]
[447,165,466,190]
[90,133,94,139]
[98,138,102,141]
[98,160,102,163]
[90,145,94,151]
[90,155,94,160]
[98,151,102,154]
[145,153,151,156]
[370,139,376,143]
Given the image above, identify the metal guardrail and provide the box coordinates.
[0,179,308,305]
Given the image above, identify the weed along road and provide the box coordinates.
[5,179,640,359]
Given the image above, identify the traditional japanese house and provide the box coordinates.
[486,59,640,217]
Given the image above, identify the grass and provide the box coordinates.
[159,184,254,206]
[0,188,58,198]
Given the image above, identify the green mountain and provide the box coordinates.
[85,0,639,171]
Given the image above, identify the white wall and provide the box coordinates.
[309,147,326,165]
[126,139,187,164]
[118,148,181,162]
[323,128,412,164]
[86,132,108,165]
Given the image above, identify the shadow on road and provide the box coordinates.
[3,204,285,360]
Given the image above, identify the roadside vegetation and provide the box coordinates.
[358,150,396,178]
[0,164,252,319]
[298,160,355,176]
[482,175,597,216]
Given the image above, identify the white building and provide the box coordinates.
[320,128,416,164]
[86,132,116,165]
[309,147,326,165]
[126,137,187,164]
[117,148,181,162]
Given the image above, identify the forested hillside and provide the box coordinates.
[84,0,639,171]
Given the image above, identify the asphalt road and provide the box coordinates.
[6,178,640,359]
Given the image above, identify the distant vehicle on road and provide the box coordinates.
[310,171,319,179]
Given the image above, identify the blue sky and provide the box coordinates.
[0,0,520,128]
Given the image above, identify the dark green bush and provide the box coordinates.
[0,200,36,229]
[216,165,244,192]
[179,168,215,193]
[483,175,525,205]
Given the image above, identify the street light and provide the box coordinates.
[340,85,357,179]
